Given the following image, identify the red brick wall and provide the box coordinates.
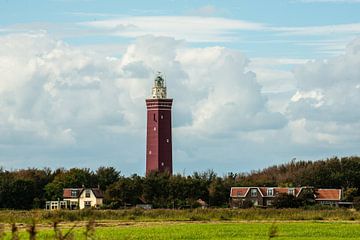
[146,99,173,174]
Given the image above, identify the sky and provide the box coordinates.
[0,0,360,175]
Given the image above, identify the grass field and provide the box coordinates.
[1,209,360,239]
[2,221,360,239]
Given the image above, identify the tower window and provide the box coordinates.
[149,150,152,155]
[166,139,169,143]
[161,115,164,119]
[161,162,164,166]
[153,127,156,131]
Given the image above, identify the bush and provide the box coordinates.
[353,197,360,211]
[273,193,299,208]
[241,199,253,209]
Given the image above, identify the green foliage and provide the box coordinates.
[272,193,300,208]
[241,199,254,209]
[353,196,360,211]
[1,156,360,210]
[96,167,120,192]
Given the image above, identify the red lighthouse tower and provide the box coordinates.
[146,73,173,174]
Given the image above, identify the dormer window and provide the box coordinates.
[288,188,295,195]
[267,188,274,196]
[71,190,78,197]
[251,189,257,197]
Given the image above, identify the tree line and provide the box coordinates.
[0,156,359,210]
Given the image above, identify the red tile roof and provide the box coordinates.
[63,188,83,198]
[63,188,104,199]
[231,186,342,202]
[316,189,341,201]
[230,187,305,197]
[230,187,249,197]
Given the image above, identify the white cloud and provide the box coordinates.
[0,33,287,172]
[0,32,359,173]
[81,16,265,42]
[286,37,360,147]
[273,23,360,36]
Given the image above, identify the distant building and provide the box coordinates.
[63,188,104,209]
[230,186,343,207]
[46,187,104,210]
[146,73,173,174]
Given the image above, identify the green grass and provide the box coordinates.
[2,222,360,239]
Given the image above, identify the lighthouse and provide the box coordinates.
[146,73,173,174]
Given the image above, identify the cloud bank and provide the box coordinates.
[0,33,359,174]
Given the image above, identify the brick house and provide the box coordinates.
[230,187,342,207]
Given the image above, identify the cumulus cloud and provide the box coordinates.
[287,38,360,146]
[0,33,286,171]
[0,33,128,146]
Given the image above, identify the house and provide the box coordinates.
[63,188,104,209]
[230,186,343,207]
[46,188,104,210]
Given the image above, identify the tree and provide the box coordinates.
[44,168,96,200]
[105,175,142,208]
[96,167,120,191]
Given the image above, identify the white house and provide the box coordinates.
[63,188,104,209]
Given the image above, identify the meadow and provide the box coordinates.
[1,221,360,239]
[1,208,360,239]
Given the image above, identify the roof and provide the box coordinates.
[230,187,342,201]
[63,188,104,199]
[230,187,249,197]
[315,189,341,201]
[230,186,307,198]
[91,188,104,198]
[63,188,83,198]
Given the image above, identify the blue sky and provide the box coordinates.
[0,0,360,175]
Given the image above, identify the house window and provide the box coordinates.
[267,188,274,196]
[84,201,91,208]
[237,192,241,197]
[288,188,295,195]
[85,189,91,198]
[251,189,257,197]
[71,190,78,197]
